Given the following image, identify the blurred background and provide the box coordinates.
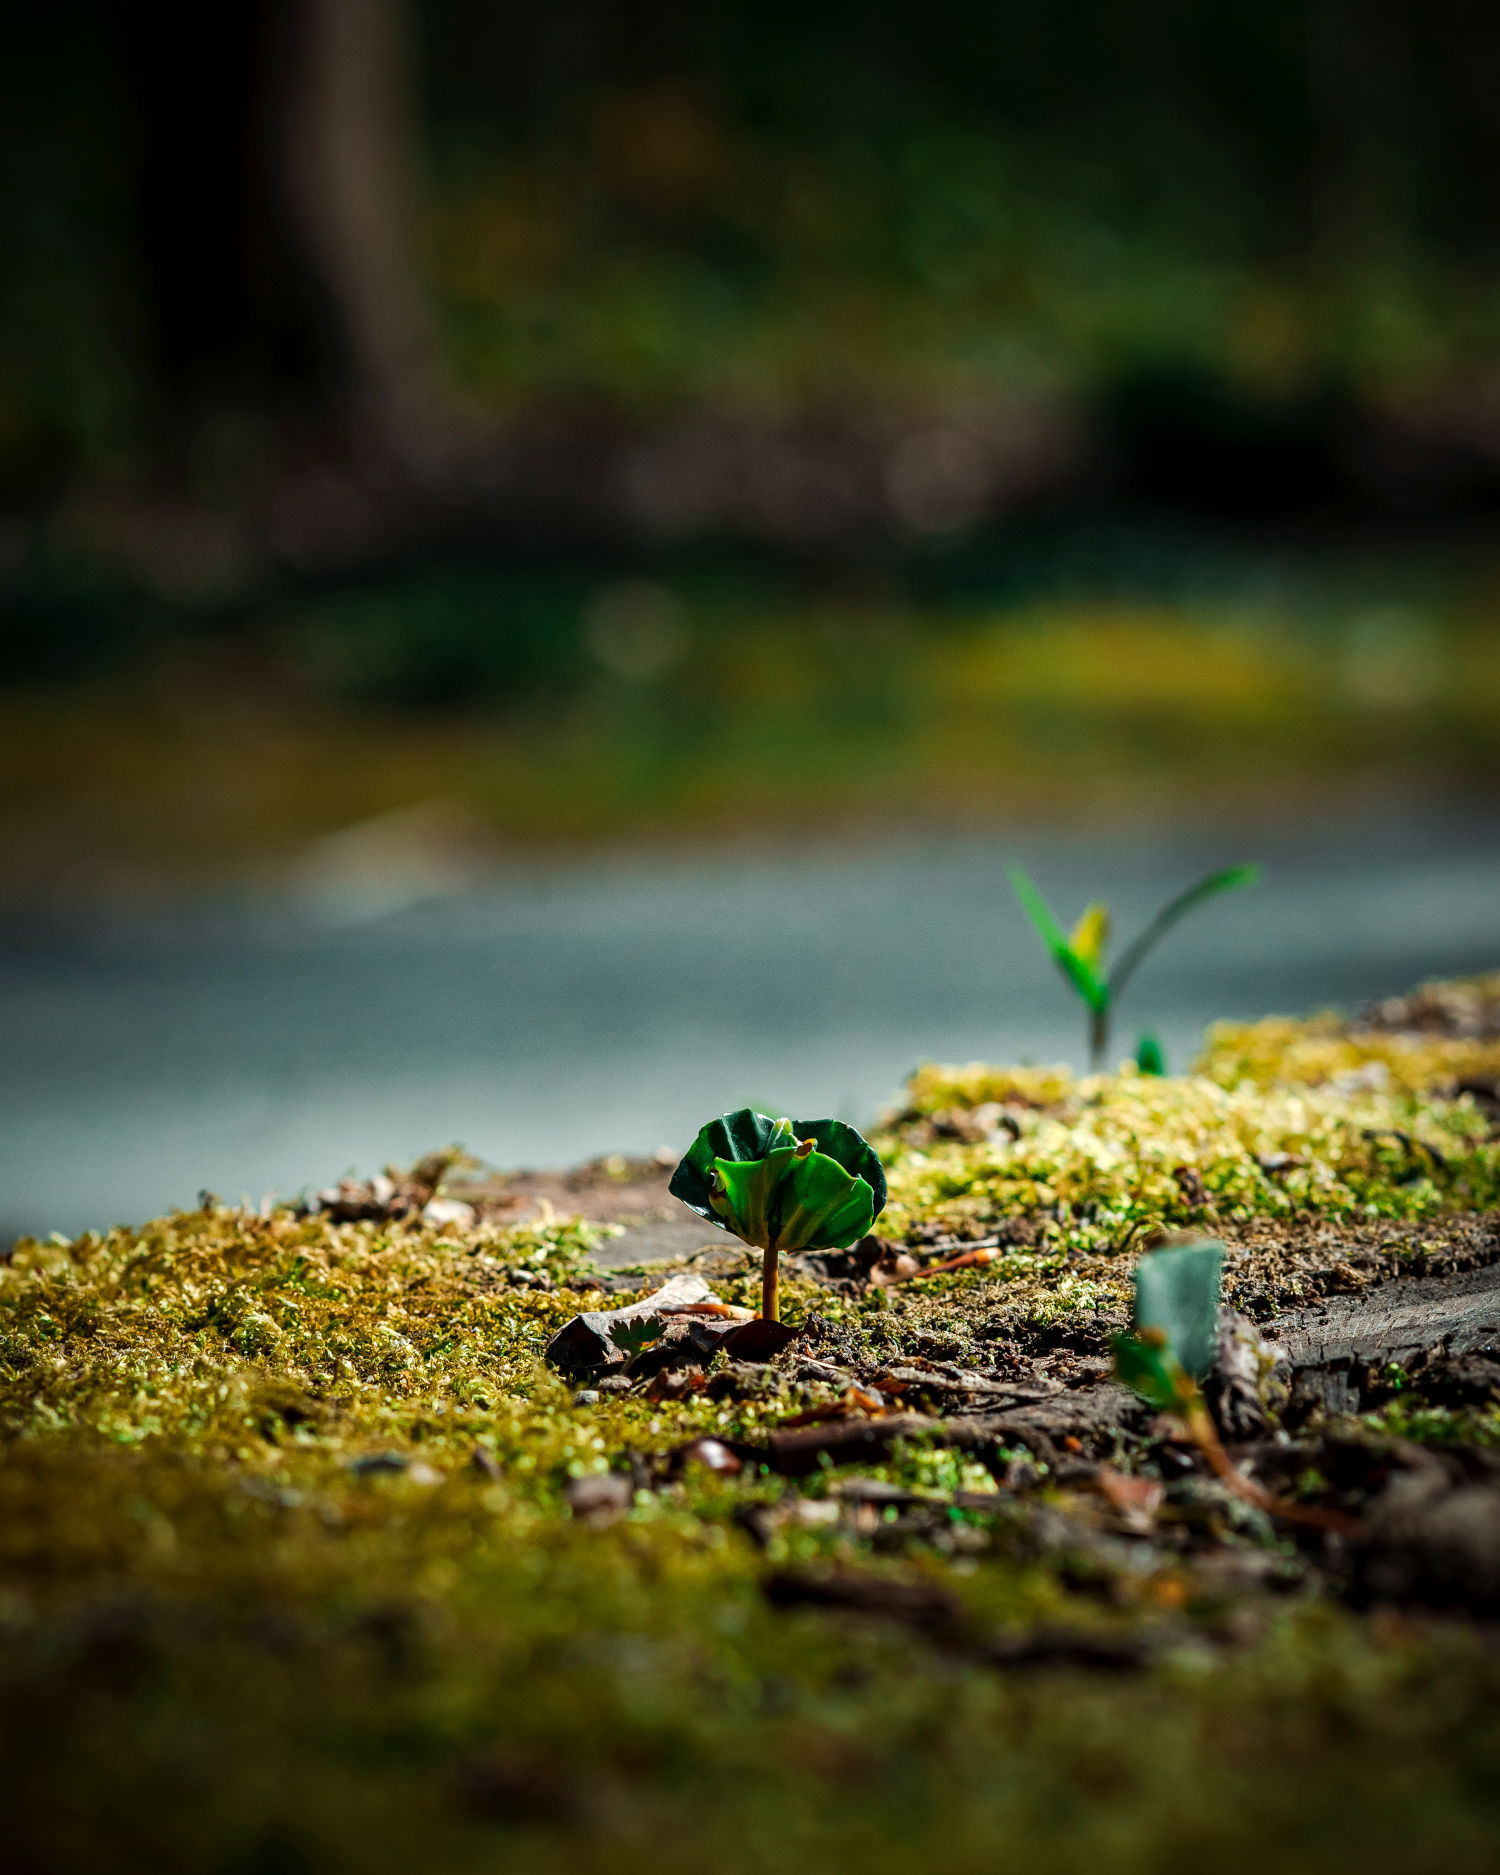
[3,0,1500,1239]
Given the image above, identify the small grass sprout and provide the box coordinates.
[1009,861,1260,1069]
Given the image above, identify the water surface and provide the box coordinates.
[4,811,1497,1241]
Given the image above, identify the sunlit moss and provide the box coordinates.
[6,996,1500,1869]
[881,1061,1498,1243]
[1199,1006,1500,1095]
[901,1061,1078,1113]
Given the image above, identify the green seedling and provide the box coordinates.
[1135,1033,1166,1076]
[671,1109,887,1322]
[1114,1236,1223,1411]
[1135,1238,1224,1380]
[610,1319,664,1360]
[1114,1239,1353,1531]
[1009,862,1260,1070]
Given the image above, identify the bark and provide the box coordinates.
[1271,1259,1500,1369]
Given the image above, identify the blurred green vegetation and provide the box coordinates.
[422,1,1500,416]
[5,5,1500,893]
[8,1,1500,481]
[2,528,1498,896]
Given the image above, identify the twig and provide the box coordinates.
[1181,1397,1357,1535]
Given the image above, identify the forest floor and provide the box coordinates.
[5,977,1500,1873]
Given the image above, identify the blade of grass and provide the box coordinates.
[1007,864,1108,1012]
[1108,864,1260,1003]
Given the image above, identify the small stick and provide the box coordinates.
[882,1247,1002,1284]
[1182,1397,1357,1535]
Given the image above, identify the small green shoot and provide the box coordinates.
[1114,1237,1223,1415]
[1135,1033,1166,1075]
[610,1319,664,1360]
[671,1109,887,1321]
[1009,862,1260,1069]
[1133,1238,1224,1380]
[1114,1240,1353,1531]
[1114,1324,1196,1413]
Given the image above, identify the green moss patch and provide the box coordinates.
[7,988,1500,1871]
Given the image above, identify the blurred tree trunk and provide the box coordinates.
[129,0,435,457]
[1305,0,1414,275]
[269,0,435,442]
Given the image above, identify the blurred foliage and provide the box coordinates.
[2,528,1499,895]
[10,2,1500,478]
[422,0,1500,412]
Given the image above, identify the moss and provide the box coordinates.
[7,993,1500,1870]
[1199,1006,1500,1097]
[880,1061,1498,1247]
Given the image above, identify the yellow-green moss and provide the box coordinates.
[881,1062,1498,1242]
[7,992,1500,1872]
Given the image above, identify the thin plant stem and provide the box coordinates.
[1108,865,1259,1005]
[1089,1001,1110,1072]
[1182,1395,1356,1534]
[761,1243,780,1322]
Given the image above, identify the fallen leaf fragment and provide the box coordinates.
[546,1276,796,1372]
[717,1317,800,1362]
[670,1436,743,1475]
[544,1273,720,1370]
[868,1253,922,1287]
[874,1247,1003,1286]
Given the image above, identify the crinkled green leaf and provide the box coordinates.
[671,1109,886,1250]
[709,1146,797,1247]
[709,1146,876,1251]
[767,1147,877,1251]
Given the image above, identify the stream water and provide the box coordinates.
[3,807,1498,1242]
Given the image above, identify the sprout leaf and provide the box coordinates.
[1132,1239,1224,1381]
[1112,1330,1193,1411]
[1007,865,1108,1013]
[1069,902,1111,973]
[670,1109,886,1253]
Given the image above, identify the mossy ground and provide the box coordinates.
[5,987,1500,1873]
